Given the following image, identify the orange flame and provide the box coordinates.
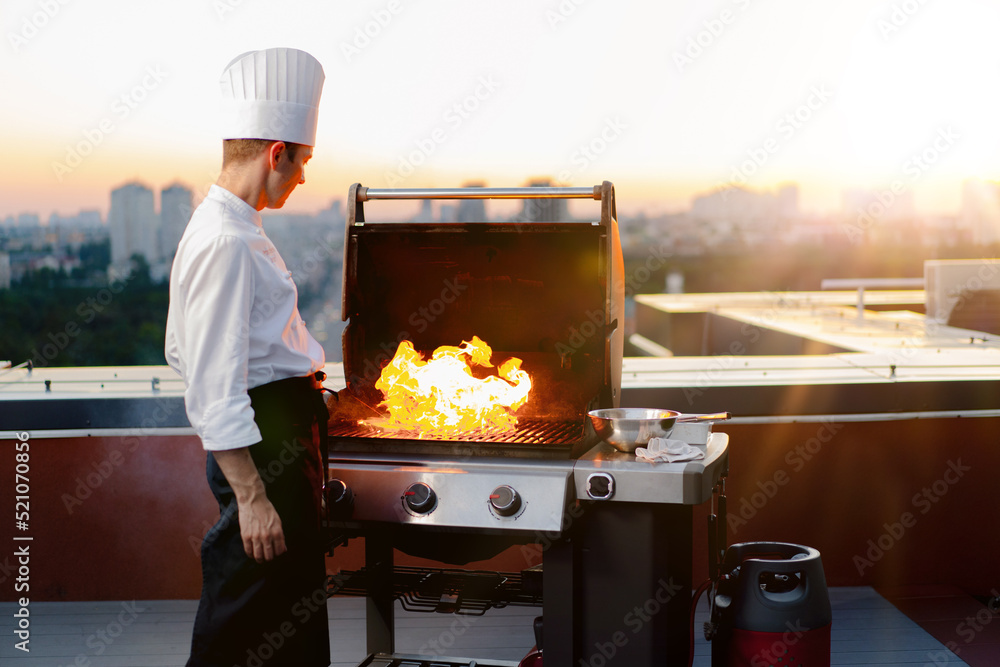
[368,336,532,435]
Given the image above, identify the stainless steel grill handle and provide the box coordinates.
[357,186,601,201]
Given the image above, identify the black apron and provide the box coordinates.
[187,373,330,667]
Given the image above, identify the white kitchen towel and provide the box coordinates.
[635,437,706,463]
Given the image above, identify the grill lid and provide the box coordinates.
[336,183,624,451]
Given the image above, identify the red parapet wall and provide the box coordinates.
[711,418,1000,594]
[0,433,537,602]
[2,416,998,601]
[1,434,214,601]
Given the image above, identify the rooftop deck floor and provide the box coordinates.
[0,587,973,666]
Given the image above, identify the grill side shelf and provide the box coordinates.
[327,566,543,614]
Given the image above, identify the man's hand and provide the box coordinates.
[213,447,287,563]
[237,493,287,563]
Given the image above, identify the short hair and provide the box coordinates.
[222,139,303,166]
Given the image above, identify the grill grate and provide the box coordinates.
[328,418,583,446]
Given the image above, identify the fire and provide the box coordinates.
[368,336,532,435]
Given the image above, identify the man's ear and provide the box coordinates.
[267,141,287,169]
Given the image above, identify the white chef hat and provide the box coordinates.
[219,47,325,147]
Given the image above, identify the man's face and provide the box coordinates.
[266,143,313,209]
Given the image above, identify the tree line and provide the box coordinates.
[2,255,167,368]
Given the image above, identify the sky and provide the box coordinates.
[2,0,1000,221]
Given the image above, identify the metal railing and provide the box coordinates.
[820,277,925,319]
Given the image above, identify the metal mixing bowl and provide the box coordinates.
[588,408,730,453]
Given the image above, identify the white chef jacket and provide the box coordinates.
[165,185,325,451]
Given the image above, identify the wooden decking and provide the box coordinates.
[0,587,969,666]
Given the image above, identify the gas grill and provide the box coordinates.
[324,183,729,666]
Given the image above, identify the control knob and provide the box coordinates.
[489,485,522,517]
[324,478,354,519]
[403,482,436,514]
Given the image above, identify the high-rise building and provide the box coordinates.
[777,183,799,219]
[519,179,568,223]
[960,179,1000,246]
[317,199,343,225]
[842,188,916,222]
[160,183,193,262]
[76,210,103,228]
[109,182,157,271]
[692,186,780,224]
[0,252,10,290]
[456,182,487,222]
[413,199,434,223]
[16,213,40,228]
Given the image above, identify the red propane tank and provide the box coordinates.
[712,542,832,667]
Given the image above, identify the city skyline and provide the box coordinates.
[4,176,999,227]
[4,1,1000,223]
[8,175,1000,264]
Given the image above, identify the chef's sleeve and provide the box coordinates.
[177,235,262,451]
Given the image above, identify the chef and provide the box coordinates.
[165,47,330,667]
